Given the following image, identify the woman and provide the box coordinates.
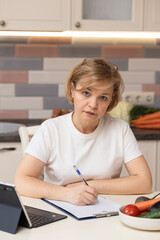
[15,58,152,206]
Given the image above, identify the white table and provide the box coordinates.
[0,193,160,240]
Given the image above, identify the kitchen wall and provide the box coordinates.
[0,36,160,120]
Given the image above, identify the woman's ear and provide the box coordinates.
[71,82,75,98]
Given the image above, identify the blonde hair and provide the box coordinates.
[65,58,124,112]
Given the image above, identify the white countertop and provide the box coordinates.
[0,193,160,240]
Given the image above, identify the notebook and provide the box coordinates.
[44,195,120,220]
[0,182,67,234]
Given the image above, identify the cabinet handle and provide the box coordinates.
[75,22,81,28]
[0,20,6,26]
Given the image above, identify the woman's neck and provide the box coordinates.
[72,112,99,134]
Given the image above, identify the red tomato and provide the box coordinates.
[139,210,148,215]
[122,204,140,217]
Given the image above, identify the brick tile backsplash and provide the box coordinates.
[0,97,43,110]
[0,44,15,57]
[124,84,142,91]
[44,57,83,70]
[15,44,59,57]
[29,71,68,84]
[0,71,28,83]
[129,58,160,71]
[155,72,160,83]
[120,71,155,84]
[144,46,160,58]
[0,110,28,119]
[154,96,160,108]
[43,97,72,110]
[58,84,65,97]
[59,45,101,58]
[106,58,128,71]
[143,84,160,96]
[0,84,15,96]
[0,57,43,70]
[0,39,159,119]
[29,110,52,119]
[102,45,144,58]
[15,84,58,97]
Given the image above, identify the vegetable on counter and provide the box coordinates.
[108,101,133,123]
[122,197,160,219]
[131,111,160,129]
[148,201,160,212]
[133,197,160,212]
[130,109,160,130]
[122,204,140,216]
[138,209,160,219]
[130,105,160,121]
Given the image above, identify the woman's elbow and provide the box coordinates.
[142,174,153,194]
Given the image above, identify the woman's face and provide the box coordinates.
[71,79,113,125]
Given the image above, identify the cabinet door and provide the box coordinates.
[72,0,143,31]
[121,140,157,191]
[0,142,22,184]
[138,141,157,191]
[0,0,70,31]
[144,0,160,31]
[157,141,160,190]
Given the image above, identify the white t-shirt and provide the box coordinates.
[26,113,142,186]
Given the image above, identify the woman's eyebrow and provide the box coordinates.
[86,88,112,96]
[102,92,112,96]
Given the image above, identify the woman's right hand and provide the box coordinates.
[65,182,98,206]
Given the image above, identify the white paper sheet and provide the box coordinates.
[45,196,120,219]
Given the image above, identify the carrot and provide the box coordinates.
[132,112,160,122]
[132,124,160,129]
[142,111,160,119]
[134,197,160,211]
[130,111,160,129]
[131,117,160,125]
[131,116,160,123]
[131,119,160,125]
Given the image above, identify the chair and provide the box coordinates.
[19,125,40,156]
[18,125,44,179]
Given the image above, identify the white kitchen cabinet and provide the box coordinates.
[157,140,160,191]
[72,0,160,32]
[72,0,143,31]
[0,0,70,31]
[0,142,22,184]
[144,0,160,31]
[138,141,157,191]
[0,0,160,32]
[121,140,157,191]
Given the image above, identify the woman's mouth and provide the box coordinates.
[84,111,96,116]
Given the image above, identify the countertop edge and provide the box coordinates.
[0,119,160,142]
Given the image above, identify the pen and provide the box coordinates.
[73,165,88,185]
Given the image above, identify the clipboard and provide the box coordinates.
[43,196,120,220]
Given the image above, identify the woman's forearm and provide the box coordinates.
[90,155,152,195]
[89,174,152,195]
[15,175,98,205]
[15,175,67,200]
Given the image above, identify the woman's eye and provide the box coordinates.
[83,91,90,97]
[100,96,107,101]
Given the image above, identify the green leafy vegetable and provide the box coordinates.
[130,105,160,121]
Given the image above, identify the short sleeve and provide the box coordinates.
[123,123,142,163]
[25,121,55,163]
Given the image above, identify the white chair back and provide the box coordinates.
[18,125,40,155]
[18,125,44,179]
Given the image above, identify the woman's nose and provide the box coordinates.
[88,97,98,108]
